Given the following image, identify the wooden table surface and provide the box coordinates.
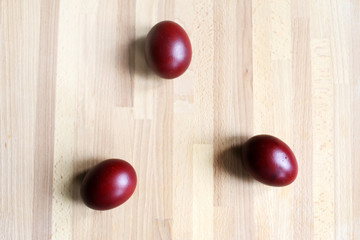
[1,0,360,239]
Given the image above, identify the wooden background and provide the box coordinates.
[1,0,359,239]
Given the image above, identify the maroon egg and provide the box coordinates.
[242,135,298,187]
[145,21,192,79]
[80,159,137,210]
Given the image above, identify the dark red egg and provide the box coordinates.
[242,135,298,187]
[145,21,192,79]
[80,159,137,210]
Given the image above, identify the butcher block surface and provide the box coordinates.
[1,0,360,239]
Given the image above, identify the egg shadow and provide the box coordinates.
[68,171,87,203]
[129,36,150,78]
[215,136,253,182]
[65,159,98,203]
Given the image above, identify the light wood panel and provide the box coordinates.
[1,0,359,239]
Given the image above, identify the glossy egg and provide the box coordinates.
[145,21,192,79]
[80,159,137,210]
[242,135,298,187]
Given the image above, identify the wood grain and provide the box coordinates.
[1,0,360,239]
